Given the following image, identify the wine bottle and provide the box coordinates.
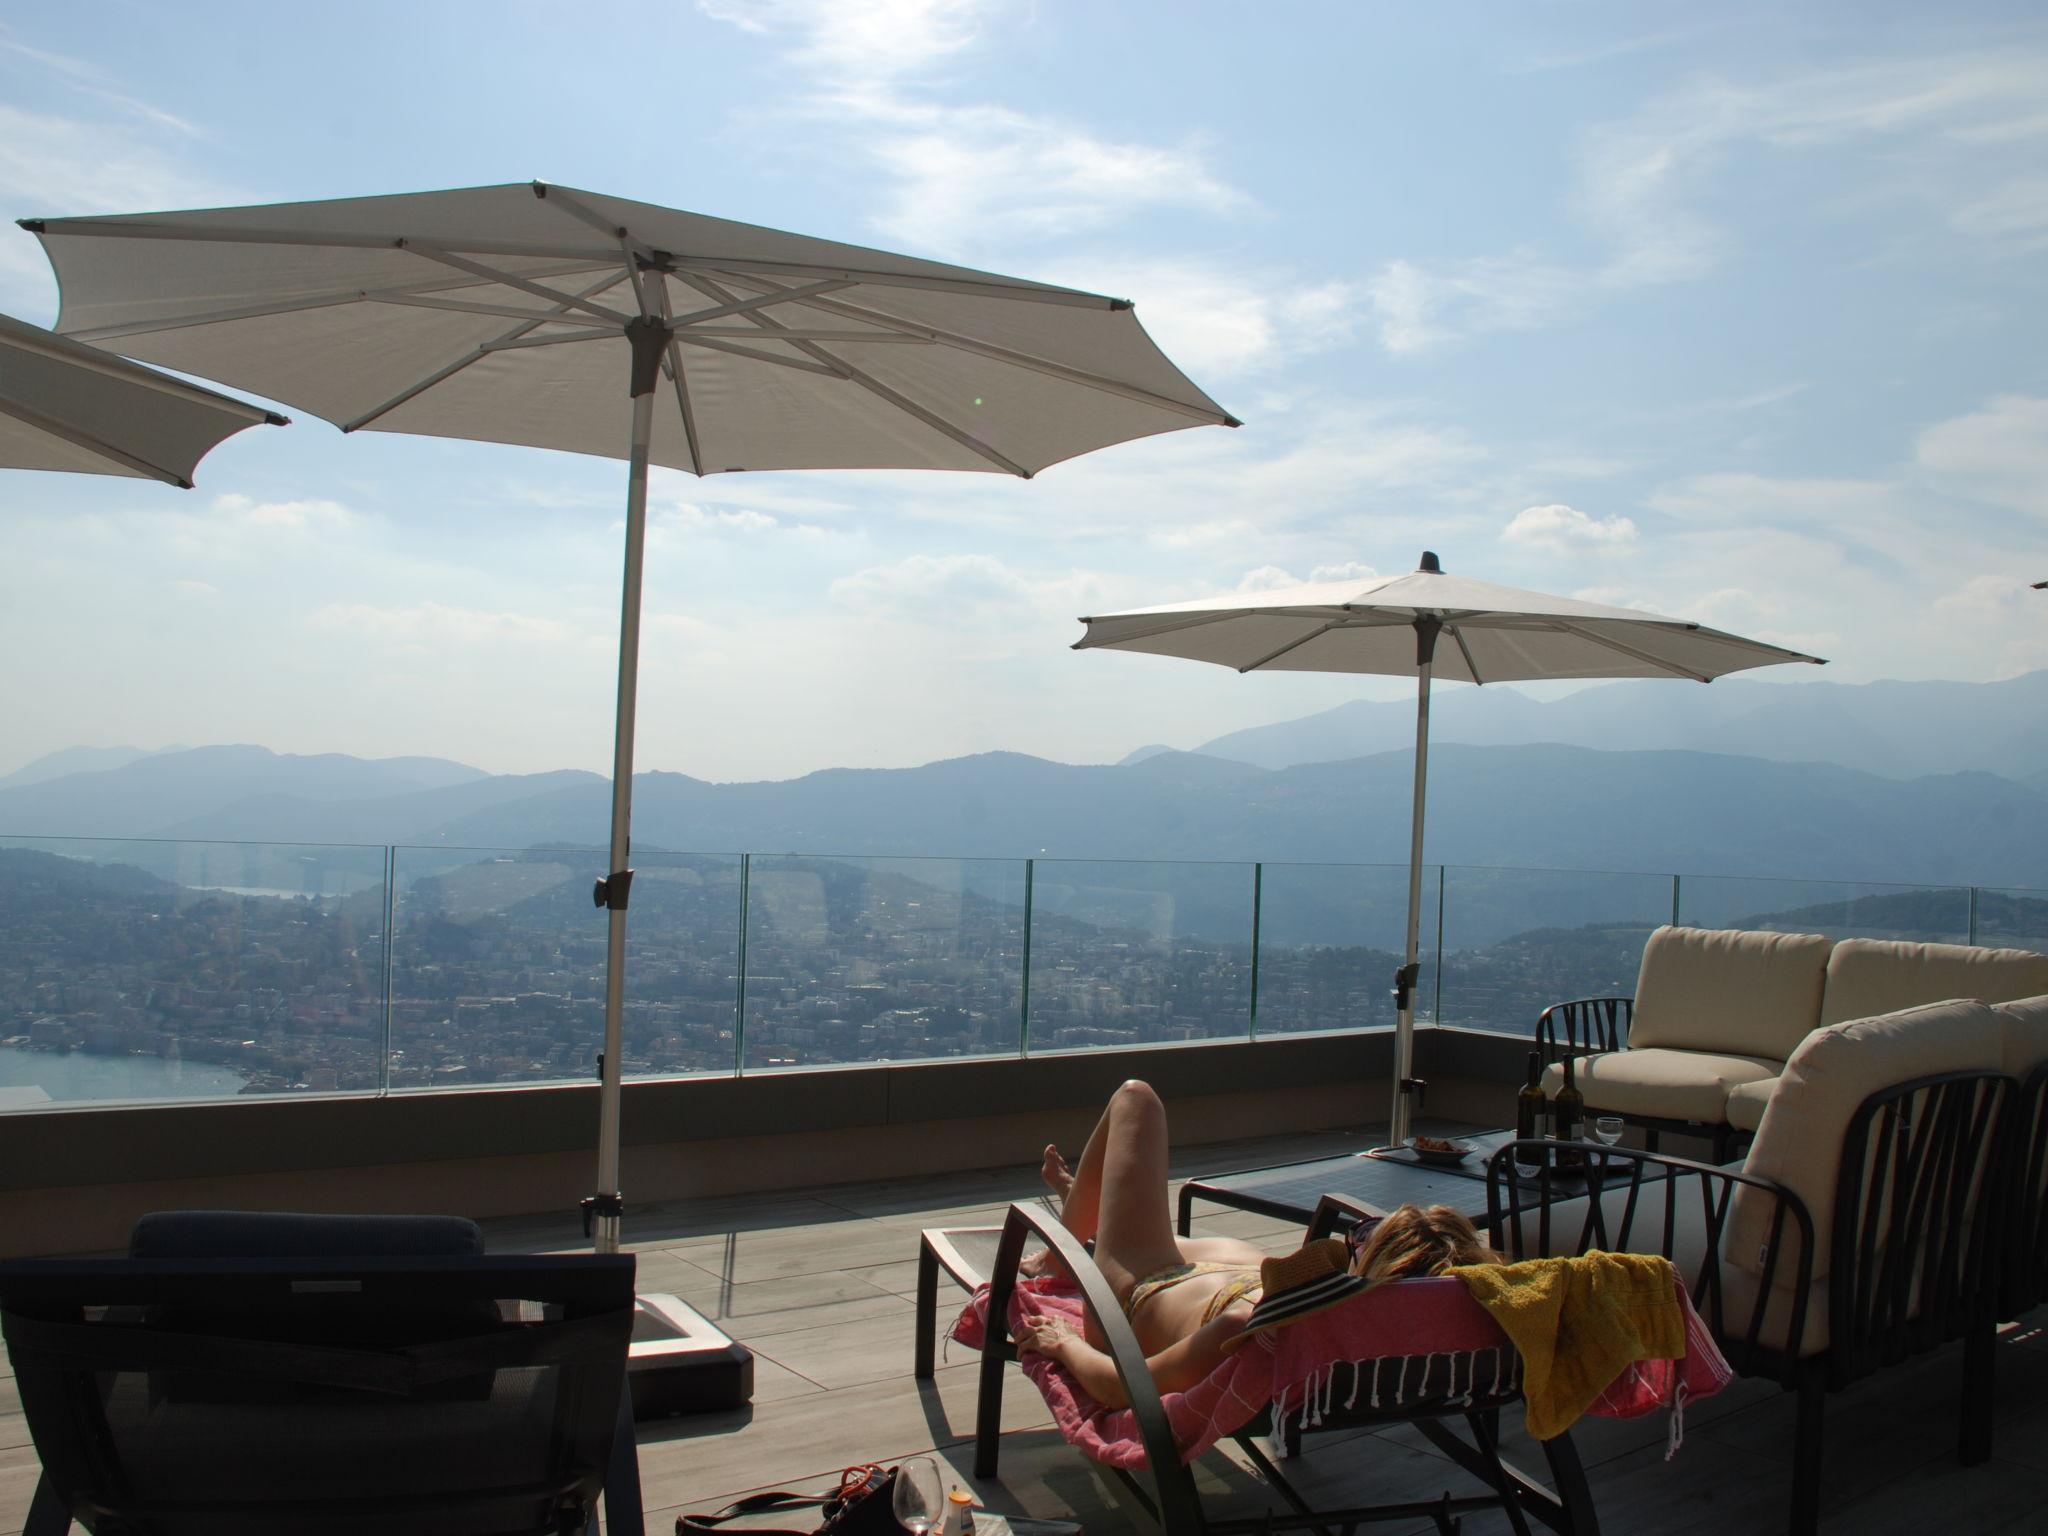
[1515,1050,1547,1166]
[1553,1052,1586,1168]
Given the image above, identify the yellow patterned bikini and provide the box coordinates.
[1124,1260,1264,1327]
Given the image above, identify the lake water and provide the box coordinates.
[0,1045,248,1107]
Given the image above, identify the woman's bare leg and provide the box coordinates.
[1050,1080,1182,1297]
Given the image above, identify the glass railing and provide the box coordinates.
[2,831,2043,1107]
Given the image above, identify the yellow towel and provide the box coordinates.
[1450,1252,1683,1441]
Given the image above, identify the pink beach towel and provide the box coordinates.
[951,1272,1730,1470]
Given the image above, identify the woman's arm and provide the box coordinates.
[1014,1310,1246,1410]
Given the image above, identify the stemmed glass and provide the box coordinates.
[892,1457,945,1536]
[1593,1116,1625,1148]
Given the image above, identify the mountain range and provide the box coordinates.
[1,736,2042,891]
[1164,670,2048,779]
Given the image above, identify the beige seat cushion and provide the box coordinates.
[1725,1077,1775,1134]
[1541,1047,1780,1125]
[1994,993,2048,1080]
[1629,925,1832,1060]
[1819,939,2048,1027]
[1726,998,2002,1287]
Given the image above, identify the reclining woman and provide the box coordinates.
[1014,1079,1496,1409]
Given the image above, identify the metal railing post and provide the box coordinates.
[1671,873,1682,927]
[380,844,396,1097]
[1019,859,1035,1058]
[1248,862,1262,1041]
[1969,885,1979,946]
[733,853,750,1076]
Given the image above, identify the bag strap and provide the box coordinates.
[674,1488,831,1535]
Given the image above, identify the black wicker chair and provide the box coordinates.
[1490,1064,2011,1536]
[970,1199,1598,1536]
[0,1213,642,1536]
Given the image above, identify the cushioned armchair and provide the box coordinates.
[1540,925,1831,1161]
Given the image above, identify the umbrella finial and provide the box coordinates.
[1419,551,1442,573]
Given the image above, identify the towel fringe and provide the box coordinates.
[1345,1360,1362,1411]
[1370,1356,1381,1409]
[1664,1380,1690,1461]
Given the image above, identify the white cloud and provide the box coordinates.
[212,493,353,531]
[1309,561,1379,584]
[307,601,582,649]
[828,552,1103,627]
[170,579,218,598]
[698,0,986,81]
[1915,394,2048,517]
[1235,565,1301,592]
[1367,50,2048,353]
[1503,503,1638,550]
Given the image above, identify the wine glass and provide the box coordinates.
[1593,1116,1625,1148]
[892,1457,944,1536]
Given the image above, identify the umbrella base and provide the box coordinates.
[627,1292,754,1419]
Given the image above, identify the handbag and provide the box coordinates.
[675,1464,908,1535]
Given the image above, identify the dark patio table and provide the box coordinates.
[1174,1128,1620,1234]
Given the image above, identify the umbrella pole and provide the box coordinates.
[586,322,667,1255]
[1388,617,1441,1150]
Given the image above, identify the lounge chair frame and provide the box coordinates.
[1489,1065,2010,1536]
[970,1200,1598,1536]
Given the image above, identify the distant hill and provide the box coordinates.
[0,745,491,841]
[0,745,179,791]
[3,739,2042,899]
[1189,671,2048,781]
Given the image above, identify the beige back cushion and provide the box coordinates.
[1726,997,2002,1285]
[1997,994,2048,1080]
[1820,939,2048,1027]
[1628,925,1832,1059]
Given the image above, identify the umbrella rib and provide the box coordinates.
[675,270,1030,476]
[59,262,624,345]
[402,244,636,326]
[342,269,631,433]
[666,253,1124,310]
[651,282,703,475]
[669,333,845,376]
[1238,620,1346,673]
[669,278,856,325]
[0,395,187,485]
[0,326,276,421]
[709,273,1237,425]
[1552,622,1711,681]
[1448,623,1484,684]
[24,216,618,262]
[479,327,619,352]
[1074,609,1282,649]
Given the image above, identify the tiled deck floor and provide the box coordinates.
[5,1121,2048,1534]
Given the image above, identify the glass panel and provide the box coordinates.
[740,856,1026,1070]
[1025,859,1253,1052]
[1253,862,1428,1035]
[388,846,744,1089]
[1437,866,1674,1036]
[0,834,388,1108]
[1677,876,1972,944]
[1976,887,2048,955]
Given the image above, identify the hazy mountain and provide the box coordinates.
[0,744,489,841]
[1189,671,2048,780]
[0,744,179,791]
[5,738,2042,892]
[411,744,2046,888]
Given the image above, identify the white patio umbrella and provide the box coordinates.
[1074,551,1825,1149]
[0,309,284,486]
[21,182,1235,1252]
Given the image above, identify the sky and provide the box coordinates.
[2,0,2045,783]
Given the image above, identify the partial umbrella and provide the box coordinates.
[1074,551,1824,1150]
[0,309,283,487]
[21,182,1236,1250]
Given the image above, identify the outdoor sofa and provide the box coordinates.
[1537,926,2048,1159]
[1497,988,2048,1536]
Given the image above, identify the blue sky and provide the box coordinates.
[2,1,2045,780]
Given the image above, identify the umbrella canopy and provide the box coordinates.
[21,182,1233,476]
[22,183,1236,1252]
[1076,552,1825,1147]
[0,310,283,487]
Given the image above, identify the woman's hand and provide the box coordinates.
[1012,1312,1078,1360]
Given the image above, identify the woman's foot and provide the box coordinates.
[1040,1144,1074,1204]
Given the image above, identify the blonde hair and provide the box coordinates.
[1350,1203,1500,1281]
